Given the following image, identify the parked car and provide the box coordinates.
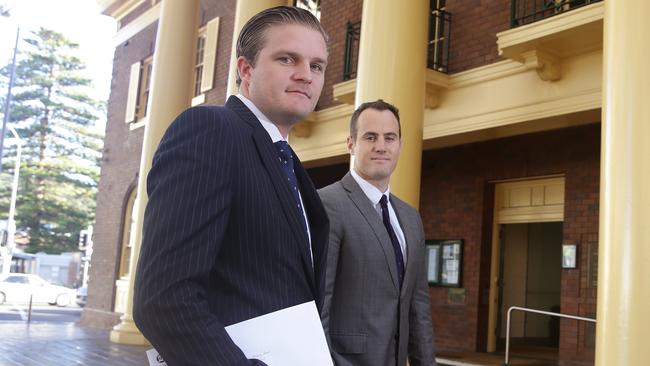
[76,286,88,307]
[0,273,76,307]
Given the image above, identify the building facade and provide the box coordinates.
[83,1,649,365]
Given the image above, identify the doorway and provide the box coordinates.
[497,222,562,350]
[486,176,565,353]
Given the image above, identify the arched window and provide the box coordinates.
[117,189,137,279]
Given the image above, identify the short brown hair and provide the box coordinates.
[236,6,329,86]
[350,99,401,139]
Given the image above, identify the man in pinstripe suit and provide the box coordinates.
[133,7,330,365]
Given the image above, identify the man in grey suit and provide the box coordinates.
[319,100,435,366]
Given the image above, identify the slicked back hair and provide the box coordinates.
[236,6,329,86]
[350,99,401,139]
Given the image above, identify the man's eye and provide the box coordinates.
[279,57,294,64]
[311,63,323,72]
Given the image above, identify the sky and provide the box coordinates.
[0,0,117,102]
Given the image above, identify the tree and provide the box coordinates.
[0,27,105,254]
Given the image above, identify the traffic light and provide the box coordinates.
[78,230,89,250]
[0,229,7,247]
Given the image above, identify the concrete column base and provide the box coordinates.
[110,317,149,346]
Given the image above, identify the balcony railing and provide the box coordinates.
[427,8,451,73]
[343,21,361,81]
[510,0,603,28]
[341,4,452,81]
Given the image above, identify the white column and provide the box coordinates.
[110,0,200,345]
[354,0,428,208]
[596,0,650,364]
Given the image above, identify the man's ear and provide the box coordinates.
[237,56,253,86]
[347,136,355,155]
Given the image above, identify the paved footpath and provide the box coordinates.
[0,322,149,366]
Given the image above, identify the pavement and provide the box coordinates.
[0,321,149,366]
[0,320,559,366]
[0,305,559,366]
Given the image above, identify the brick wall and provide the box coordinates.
[118,1,153,30]
[444,0,511,74]
[419,124,600,365]
[317,0,363,110]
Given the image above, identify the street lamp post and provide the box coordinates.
[0,27,20,174]
[1,126,21,276]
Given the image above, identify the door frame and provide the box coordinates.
[486,175,565,352]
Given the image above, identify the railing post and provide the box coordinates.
[427,9,451,73]
[27,294,33,323]
[504,307,512,366]
[503,306,596,366]
[445,11,451,72]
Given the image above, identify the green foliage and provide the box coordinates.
[0,27,105,254]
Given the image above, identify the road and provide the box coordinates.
[0,303,82,322]
[0,304,149,366]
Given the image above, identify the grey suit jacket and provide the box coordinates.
[319,173,435,366]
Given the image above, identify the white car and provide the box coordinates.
[0,273,77,307]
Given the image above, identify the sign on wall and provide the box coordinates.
[426,239,463,287]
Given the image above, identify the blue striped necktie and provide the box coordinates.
[274,141,309,239]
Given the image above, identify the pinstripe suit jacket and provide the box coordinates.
[319,173,435,366]
[133,96,329,366]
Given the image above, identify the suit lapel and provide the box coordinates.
[341,173,400,291]
[391,196,419,297]
[226,97,315,288]
[294,150,329,308]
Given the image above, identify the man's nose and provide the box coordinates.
[293,61,313,83]
[373,138,387,152]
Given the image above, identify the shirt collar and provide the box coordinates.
[236,94,285,143]
[350,169,391,206]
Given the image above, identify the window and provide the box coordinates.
[136,58,153,121]
[117,190,137,279]
[294,0,321,20]
[124,56,153,124]
[194,33,206,97]
[28,275,47,286]
[5,275,27,284]
[126,17,220,120]
[191,17,220,106]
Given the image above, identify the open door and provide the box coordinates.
[496,222,562,351]
[486,176,565,352]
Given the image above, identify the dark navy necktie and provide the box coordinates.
[380,194,404,287]
[274,141,309,241]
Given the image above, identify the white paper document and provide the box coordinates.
[146,301,331,366]
[146,348,168,366]
[225,300,333,366]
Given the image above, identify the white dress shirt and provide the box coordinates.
[349,169,407,264]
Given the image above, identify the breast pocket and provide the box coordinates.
[330,332,367,354]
